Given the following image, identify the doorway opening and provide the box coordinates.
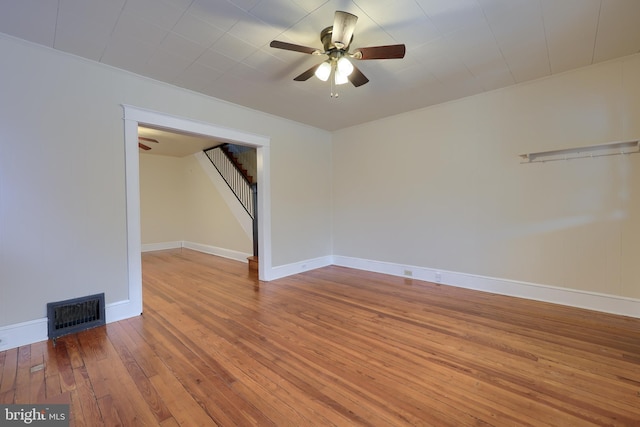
[122,105,272,317]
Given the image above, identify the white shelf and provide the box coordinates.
[519,140,639,163]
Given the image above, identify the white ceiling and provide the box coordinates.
[2,0,640,131]
[138,125,218,156]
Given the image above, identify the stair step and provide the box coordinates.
[247,256,258,272]
[221,144,254,184]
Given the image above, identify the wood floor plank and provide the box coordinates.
[54,340,77,394]
[109,321,163,379]
[0,390,14,404]
[159,417,180,427]
[69,388,86,427]
[28,350,46,404]
[0,347,17,394]
[107,325,172,424]
[65,335,85,370]
[143,296,361,425]
[0,350,5,386]
[191,325,362,426]
[96,394,124,427]
[148,368,219,426]
[2,248,640,426]
[13,345,31,403]
[44,370,62,400]
[133,312,274,426]
[288,290,638,423]
[72,366,104,427]
[95,348,159,426]
[76,327,110,364]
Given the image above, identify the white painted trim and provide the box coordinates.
[194,151,253,240]
[142,241,183,252]
[0,318,48,351]
[183,241,252,263]
[105,300,139,323]
[269,256,334,280]
[122,104,272,284]
[332,255,640,319]
[122,106,270,148]
[122,104,273,283]
[257,145,272,280]
[0,300,140,351]
[3,247,635,351]
[123,117,143,319]
[141,240,253,263]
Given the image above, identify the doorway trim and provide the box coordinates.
[122,105,272,316]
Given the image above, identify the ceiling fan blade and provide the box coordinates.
[270,40,320,55]
[332,11,358,49]
[353,44,406,60]
[349,64,369,87]
[294,64,321,81]
[138,136,159,143]
[138,143,151,150]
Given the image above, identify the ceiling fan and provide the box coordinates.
[138,136,159,151]
[270,10,405,90]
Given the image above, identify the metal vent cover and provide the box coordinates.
[47,293,106,340]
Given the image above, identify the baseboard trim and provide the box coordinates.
[141,241,252,263]
[332,255,640,319]
[141,241,182,252]
[4,253,636,352]
[0,299,141,351]
[106,299,141,324]
[182,241,252,263]
[0,318,48,351]
[269,255,334,280]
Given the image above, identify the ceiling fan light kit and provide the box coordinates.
[334,70,349,85]
[315,61,332,81]
[337,56,354,76]
[270,10,406,97]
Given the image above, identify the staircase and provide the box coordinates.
[220,144,255,184]
[203,144,258,274]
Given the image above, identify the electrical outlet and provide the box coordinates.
[435,272,442,283]
[403,269,413,277]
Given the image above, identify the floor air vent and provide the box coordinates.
[47,293,106,341]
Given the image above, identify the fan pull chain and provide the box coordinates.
[330,67,339,98]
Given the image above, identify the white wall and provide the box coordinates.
[181,154,252,254]
[139,154,185,245]
[0,34,332,338]
[139,153,252,255]
[333,54,640,304]
[270,131,334,264]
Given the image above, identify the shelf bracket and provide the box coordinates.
[520,140,639,163]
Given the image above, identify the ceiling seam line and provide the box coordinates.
[53,0,60,49]
[477,1,516,86]
[539,0,552,75]
[590,0,603,64]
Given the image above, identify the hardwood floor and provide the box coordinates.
[2,248,640,426]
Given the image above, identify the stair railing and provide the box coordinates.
[204,145,258,256]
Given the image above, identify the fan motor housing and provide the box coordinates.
[320,26,353,52]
